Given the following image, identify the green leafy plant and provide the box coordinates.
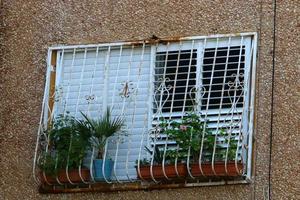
[38,152,57,176]
[81,108,125,159]
[136,158,150,166]
[161,111,238,163]
[38,114,92,176]
[136,145,180,166]
[161,112,206,162]
[213,132,238,162]
[144,146,163,164]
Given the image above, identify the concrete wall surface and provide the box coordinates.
[0,0,299,199]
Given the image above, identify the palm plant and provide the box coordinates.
[81,108,125,159]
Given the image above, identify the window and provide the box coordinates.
[34,33,257,190]
[154,49,197,114]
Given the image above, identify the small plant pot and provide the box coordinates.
[136,163,187,180]
[190,161,243,177]
[40,168,90,184]
[93,159,114,181]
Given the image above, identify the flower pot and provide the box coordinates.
[190,161,243,177]
[40,168,90,184]
[136,163,187,180]
[93,159,114,181]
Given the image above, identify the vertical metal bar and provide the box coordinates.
[52,51,65,186]
[182,40,196,179]
[50,50,64,118]
[246,33,257,179]
[54,154,63,185]
[33,49,52,184]
[86,47,100,183]
[125,43,145,181]
[223,36,244,175]
[75,48,91,183]
[171,41,183,178]
[101,46,112,183]
[102,46,111,113]
[201,37,219,176]
[160,42,171,180]
[78,47,99,184]
[89,147,96,183]
[63,48,76,117]
[111,46,123,183]
[47,50,65,186]
[197,38,207,176]
[137,110,151,181]
[138,44,156,181]
[52,48,75,185]
[122,45,134,182]
[79,160,89,184]
[65,133,75,185]
[181,40,196,114]
[101,139,111,183]
[234,37,253,175]
[111,46,123,108]
[75,48,87,118]
[211,37,231,175]
[147,44,157,159]
[87,46,100,116]
[150,42,170,183]
[70,48,88,184]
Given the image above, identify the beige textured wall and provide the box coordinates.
[0,0,298,199]
[271,1,300,199]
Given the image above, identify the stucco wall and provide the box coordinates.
[0,0,298,199]
[271,1,300,199]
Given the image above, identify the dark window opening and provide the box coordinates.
[154,50,197,113]
[201,46,245,110]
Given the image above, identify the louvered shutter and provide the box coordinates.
[53,46,152,181]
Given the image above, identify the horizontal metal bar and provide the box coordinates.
[204,47,245,52]
[39,179,250,194]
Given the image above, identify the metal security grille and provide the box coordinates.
[33,33,257,190]
[201,46,245,110]
[154,49,197,114]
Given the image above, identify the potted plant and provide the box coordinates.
[190,130,243,177]
[136,145,187,180]
[38,114,92,184]
[164,112,243,178]
[81,108,125,181]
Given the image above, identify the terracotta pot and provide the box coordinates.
[136,164,187,180]
[40,168,90,184]
[190,161,243,177]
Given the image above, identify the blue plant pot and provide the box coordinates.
[93,159,113,181]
